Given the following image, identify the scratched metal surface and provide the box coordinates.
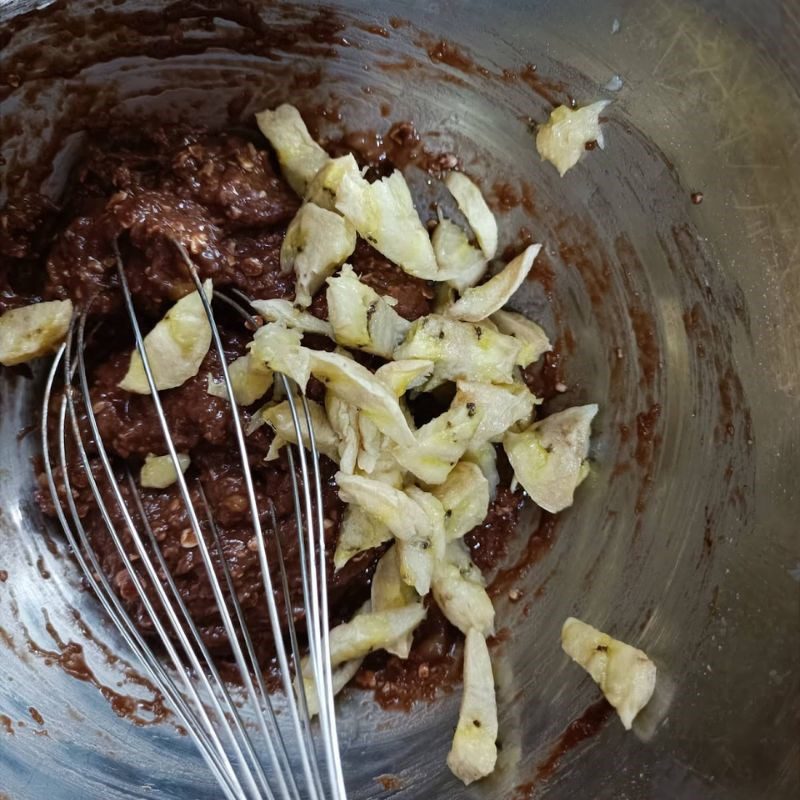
[0,0,798,798]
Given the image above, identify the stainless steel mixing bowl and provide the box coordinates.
[1,1,798,798]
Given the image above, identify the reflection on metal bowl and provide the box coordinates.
[0,1,797,798]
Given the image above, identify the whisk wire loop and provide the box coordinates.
[41,240,348,800]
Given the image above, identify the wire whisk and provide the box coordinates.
[40,238,346,800]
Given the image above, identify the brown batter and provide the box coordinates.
[3,121,532,700]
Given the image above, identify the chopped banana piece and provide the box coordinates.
[491,309,552,366]
[255,103,331,195]
[447,629,498,785]
[432,217,487,292]
[207,354,273,406]
[446,244,540,323]
[396,536,435,596]
[431,462,490,541]
[371,544,418,658]
[433,540,494,636]
[261,397,339,462]
[396,486,446,595]
[280,203,356,307]
[249,322,311,391]
[463,443,500,501]
[363,430,406,486]
[334,505,393,570]
[407,486,447,555]
[304,154,361,211]
[299,653,365,718]
[326,394,360,474]
[536,100,610,177]
[561,617,657,730]
[503,404,597,513]
[250,298,333,337]
[326,264,371,349]
[335,169,438,279]
[445,172,498,260]
[394,402,483,486]
[245,403,270,436]
[375,359,434,397]
[433,282,458,315]
[310,350,415,447]
[335,472,430,542]
[393,315,522,388]
[356,413,383,474]
[264,436,286,462]
[299,600,372,716]
[119,281,212,394]
[454,381,537,445]
[329,602,427,666]
[326,264,410,358]
[368,454,406,489]
[0,300,73,366]
[140,453,190,489]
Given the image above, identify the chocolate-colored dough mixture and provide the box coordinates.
[3,122,533,700]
